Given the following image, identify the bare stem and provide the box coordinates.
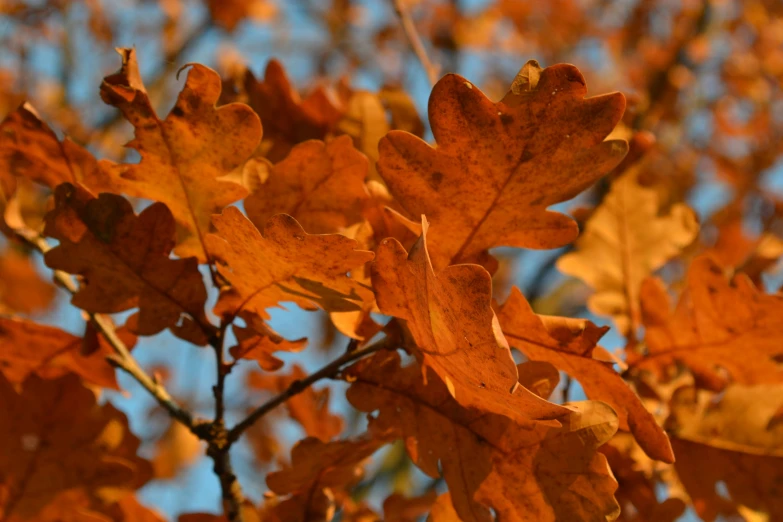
[390,0,438,86]
[227,336,393,443]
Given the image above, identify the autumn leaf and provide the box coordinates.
[0,373,152,519]
[372,218,570,423]
[377,60,628,269]
[427,493,462,522]
[43,183,213,345]
[383,491,438,522]
[496,286,675,463]
[230,313,307,371]
[206,207,374,319]
[151,421,204,480]
[668,385,783,521]
[557,167,698,336]
[242,59,343,162]
[0,317,134,389]
[99,48,262,262]
[244,135,370,234]
[635,255,783,387]
[0,248,55,315]
[248,365,344,441]
[0,103,114,199]
[345,351,621,522]
[264,436,385,522]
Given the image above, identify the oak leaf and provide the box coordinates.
[496,286,674,463]
[635,255,783,387]
[230,313,307,371]
[99,48,262,262]
[668,385,783,521]
[151,421,204,480]
[244,135,369,234]
[0,248,55,315]
[43,183,213,345]
[377,60,628,269]
[383,491,438,522]
[372,219,569,423]
[427,493,462,522]
[206,207,373,319]
[0,317,134,389]
[264,436,385,522]
[0,373,152,519]
[556,167,698,336]
[345,351,621,522]
[0,103,113,198]
[242,60,343,162]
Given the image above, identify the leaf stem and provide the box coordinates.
[390,0,438,87]
[227,336,393,443]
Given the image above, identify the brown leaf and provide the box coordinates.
[635,255,783,386]
[0,103,114,198]
[243,60,343,162]
[346,351,621,522]
[557,167,698,336]
[427,493,462,522]
[230,314,307,371]
[151,421,204,480]
[43,183,213,345]
[377,60,628,269]
[248,365,343,441]
[383,491,437,522]
[0,247,56,315]
[99,48,262,262]
[497,286,674,463]
[264,436,385,522]
[0,317,132,389]
[207,207,374,319]
[372,218,569,423]
[0,373,152,519]
[244,135,370,234]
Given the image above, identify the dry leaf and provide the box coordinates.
[557,167,698,336]
[497,286,674,463]
[43,183,213,345]
[377,60,628,269]
[244,135,370,234]
[99,48,262,262]
[372,217,570,423]
[635,256,783,387]
[346,351,621,522]
[0,373,152,519]
[207,207,374,319]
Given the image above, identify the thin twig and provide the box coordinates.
[21,232,200,432]
[227,336,393,443]
[390,0,438,86]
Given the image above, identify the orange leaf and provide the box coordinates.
[557,167,698,336]
[0,317,133,389]
[99,48,262,262]
[377,60,627,269]
[0,373,152,519]
[264,436,385,522]
[0,103,115,198]
[0,248,55,315]
[496,286,674,463]
[372,218,569,423]
[206,208,373,319]
[43,184,213,345]
[230,314,307,371]
[345,351,620,522]
[244,135,370,234]
[636,256,783,387]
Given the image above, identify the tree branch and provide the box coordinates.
[390,0,439,87]
[227,336,393,443]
